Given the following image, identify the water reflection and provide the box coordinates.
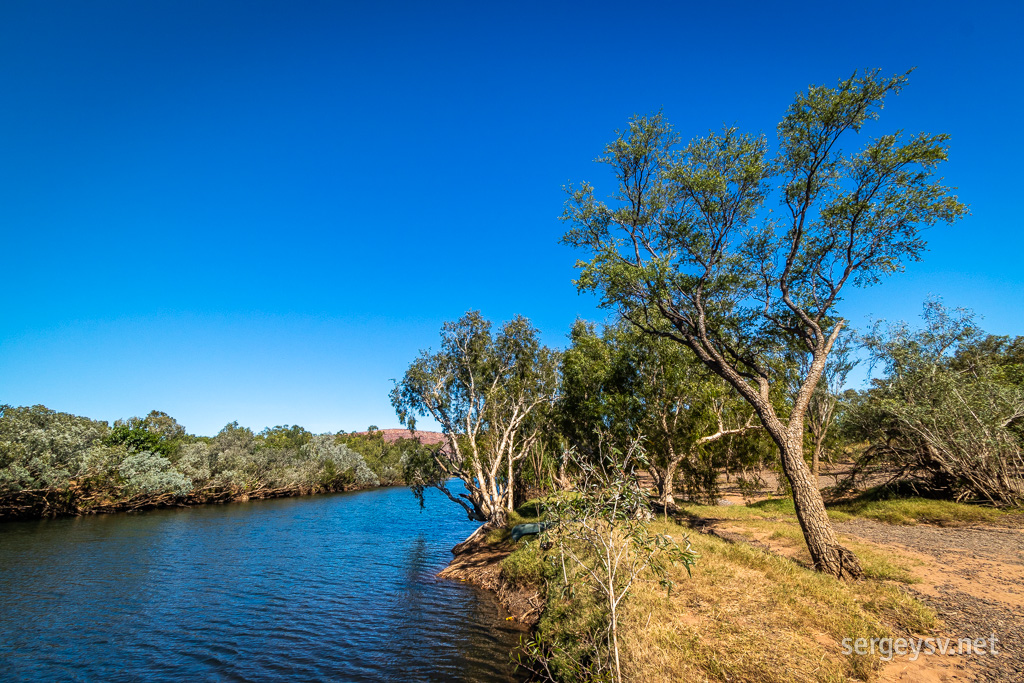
[0,485,524,682]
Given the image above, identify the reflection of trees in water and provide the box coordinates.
[1,484,522,682]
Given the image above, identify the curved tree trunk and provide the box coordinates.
[722,357,861,579]
[779,430,862,580]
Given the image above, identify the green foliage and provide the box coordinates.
[0,404,112,492]
[337,430,426,486]
[561,71,969,580]
[258,424,313,451]
[302,434,379,488]
[107,410,186,461]
[0,406,393,519]
[523,444,698,683]
[562,71,965,389]
[515,497,547,522]
[522,574,609,683]
[558,319,760,505]
[561,70,967,426]
[118,452,191,496]
[557,320,615,460]
[391,311,559,524]
[850,299,1024,506]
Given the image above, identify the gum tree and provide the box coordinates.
[560,320,757,508]
[391,311,559,527]
[562,70,967,579]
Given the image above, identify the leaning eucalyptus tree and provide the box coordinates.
[391,311,559,527]
[562,70,967,578]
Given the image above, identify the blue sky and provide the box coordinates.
[1,0,1022,436]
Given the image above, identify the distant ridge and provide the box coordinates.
[350,428,446,445]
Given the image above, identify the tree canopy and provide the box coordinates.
[391,311,559,526]
[561,69,968,578]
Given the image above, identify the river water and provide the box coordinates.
[0,485,524,681]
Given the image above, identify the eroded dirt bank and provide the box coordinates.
[437,529,544,627]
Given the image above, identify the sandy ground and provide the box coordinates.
[838,519,1024,683]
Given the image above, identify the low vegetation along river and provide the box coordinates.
[0,485,523,681]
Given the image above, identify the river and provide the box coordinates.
[0,485,524,681]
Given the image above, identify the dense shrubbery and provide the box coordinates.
[558,320,768,508]
[844,301,1024,506]
[0,406,426,520]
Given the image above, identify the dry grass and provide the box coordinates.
[616,521,935,683]
[681,498,925,585]
[500,494,946,682]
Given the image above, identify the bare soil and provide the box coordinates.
[837,518,1024,683]
[437,532,544,626]
[350,428,446,445]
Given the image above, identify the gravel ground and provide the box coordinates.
[836,518,1024,566]
[837,519,1024,682]
[910,588,1024,683]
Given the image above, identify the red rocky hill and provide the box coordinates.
[350,428,446,445]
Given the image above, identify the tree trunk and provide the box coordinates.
[675,327,860,579]
[490,505,509,528]
[555,450,572,490]
[507,451,517,513]
[655,460,679,511]
[779,430,862,580]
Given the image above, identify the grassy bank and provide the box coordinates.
[480,498,944,683]
[700,489,1021,527]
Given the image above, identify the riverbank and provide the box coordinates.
[0,480,397,522]
[437,526,544,626]
[444,498,1024,682]
[0,405,439,523]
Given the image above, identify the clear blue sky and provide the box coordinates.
[2,0,1022,436]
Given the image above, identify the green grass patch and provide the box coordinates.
[484,509,537,544]
[686,489,1007,527]
[680,497,851,523]
[501,538,546,588]
[833,490,1005,526]
[846,541,921,583]
[749,497,796,515]
[514,498,547,522]
[484,526,510,544]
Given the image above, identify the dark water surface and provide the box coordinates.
[0,486,524,682]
